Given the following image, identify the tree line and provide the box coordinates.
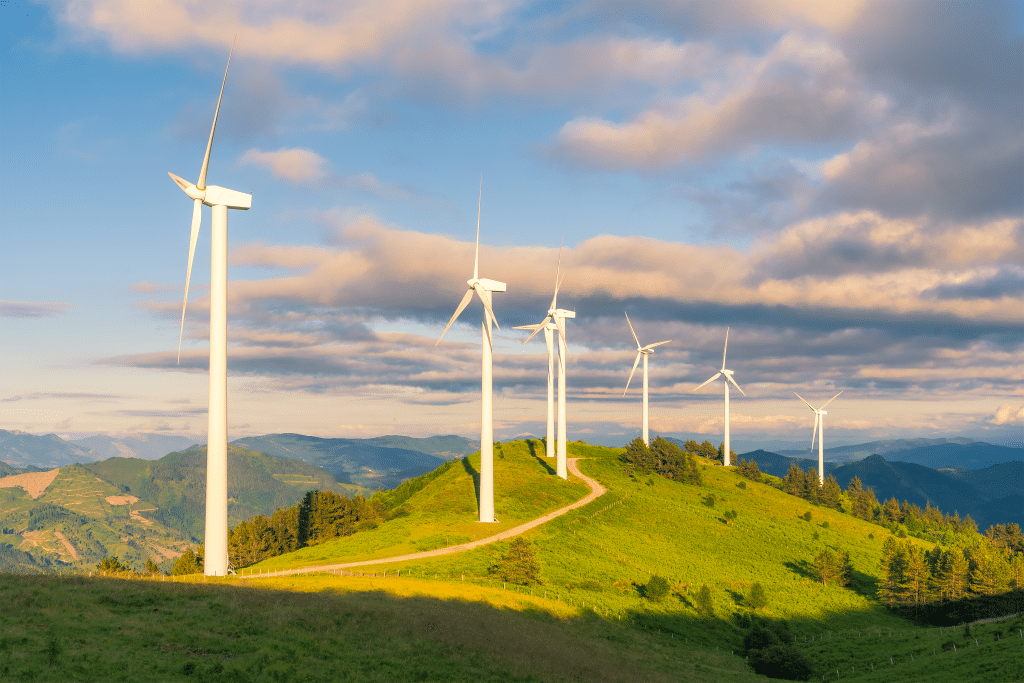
[620,437,704,485]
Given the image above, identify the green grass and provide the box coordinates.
[7,438,1021,681]
[0,573,759,682]
[254,440,589,568]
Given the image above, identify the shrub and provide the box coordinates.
[703,494,716,508]
[96,557,125,573]
[941,640,956,651]
[821,521,829,529]
[747,582,768,610]
[488,537,540,586]
[737,481,747,489]
[644,575,670,602]
[748,646,813,681]
[743,624,780,651]
[802,511,812,522]
[695,584,714,617]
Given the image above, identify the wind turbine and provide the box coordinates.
[513,249,564,462]
[623,313,670,446]
[436,179,506,521]
[795,391,843,485]
[692,328,745,467]
[514,247,573,479]
[169,41,251,576]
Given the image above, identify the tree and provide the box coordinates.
[900,541,931,606]
[783,464,806,498]
[172,546,203,575]
[938,548,970,601]
[882,497,902,525]
[694,584,714,617]
[644,575,670,602]
[878,537,905,605]
[488,537,540,585]
[747,582,768,610]
[819,475,842,510]
[737,458,763,482]
[621,437,655,473]
[813,549,851,587]
[717,442,736,463]
[144,558,161,575]
[96,557,125,573]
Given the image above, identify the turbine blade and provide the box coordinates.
[644,340,671,351]
[551,238,563,309]
[197,36,235,190]
[519,317,551,345]
[177,198,203,364]
[726,372,746,397]
[475,285,500,331]
[168,172,192,193]
[821,390,844,409]
[473,175,482,281]
[625,312,641,349]
[624,351,642,396]
[811,413,819,450]
[721,326,729,371]
[693,372,722,392]
[794,392,816,411]
[436,289,474,344]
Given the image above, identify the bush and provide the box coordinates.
[695,584,714,617]
[703,494,716,508]
[737,481,747,489]
[821,521,829,529]
[941,640,956,651]
[802,511,812,522]
[644,575,670,602]
[747,582,768,610]
[96,557,125,573]
[748,646,813,680]
[744,624,780,651]
[488,537,541,586]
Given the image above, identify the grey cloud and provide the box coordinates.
[0,301,73,318]
[924,268,1024,301]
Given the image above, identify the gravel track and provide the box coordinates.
[242,457,606,578]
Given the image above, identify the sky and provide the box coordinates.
[2,0,1022,452]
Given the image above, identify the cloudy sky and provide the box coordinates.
[2,0,1022,451]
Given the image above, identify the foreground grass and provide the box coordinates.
[0,573,759,683]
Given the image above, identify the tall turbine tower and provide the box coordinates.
[623,313,670,446]
[795,391,843,485]
[437,179,506,521]
[169,42,250,576]
[513,250,564,460]
[693,328,745,467]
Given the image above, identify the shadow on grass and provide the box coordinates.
[525,439,556,475]
[461,456,481,510]
[784,559,817,581]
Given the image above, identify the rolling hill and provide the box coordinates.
[0,445,364,572]
[230,433,476,490]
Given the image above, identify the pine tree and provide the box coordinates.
[172,546,203,575]
[900,541,931,606]
[819,474,842,510]
[783,464,805,497]
[939,548,970,601]
[747,582,768,610]
[878,537,905,605]
[813,548,852,587]
[695,583,714,617]
[882,497,901,525]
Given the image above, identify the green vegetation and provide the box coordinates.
[7,437,1024,681]
[620,437,703,485]
[488,537,540,586]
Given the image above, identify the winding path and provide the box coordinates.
[243,457,606,579]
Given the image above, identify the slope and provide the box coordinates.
[0,429,96,468]
[231,433,458,490]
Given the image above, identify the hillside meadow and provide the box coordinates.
[3,439,1021,681]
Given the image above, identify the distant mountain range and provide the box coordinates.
[736,449,1022,533]
[2,429,479,492]
[229,433,477,491]
[772,437,1021,468]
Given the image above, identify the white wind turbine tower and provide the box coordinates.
[436,179,506,522]
[169,41,251,576]
[693,328,745,467]
[623,313,670,446]
[513,249,565,462]
[795,391,843,485]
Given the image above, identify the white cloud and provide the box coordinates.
[990,404,1024,426]
[238,147,328,183]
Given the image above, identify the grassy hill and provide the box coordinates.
[3,439,1021,681]
[0,446,365,572]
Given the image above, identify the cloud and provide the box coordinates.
[989,404,1024,426]
[341,173,419,201]
[553,32,888,168]
[239,147,328,183]
[923,268,1024,301]
[0,301,73,318]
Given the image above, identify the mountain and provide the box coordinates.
[230,433,476,491]
[738,449,1023,531]
[0,445,363,572]
[0,429,96,468]
[774,437,1022,469]
[69,433,198,460]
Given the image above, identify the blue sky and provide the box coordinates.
[2,0,1022,450]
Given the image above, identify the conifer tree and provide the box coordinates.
[900,541,931,606]
[939,548,970,601]
[819,474,842,510]
[878,537,905,605]
[488,537,540,585]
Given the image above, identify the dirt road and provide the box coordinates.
[243,457,606,578]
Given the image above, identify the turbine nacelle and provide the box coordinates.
[169,173,251,209]
[551,308,575,319]
[469,277,507,292]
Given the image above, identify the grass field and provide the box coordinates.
[3,439,1021,681]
